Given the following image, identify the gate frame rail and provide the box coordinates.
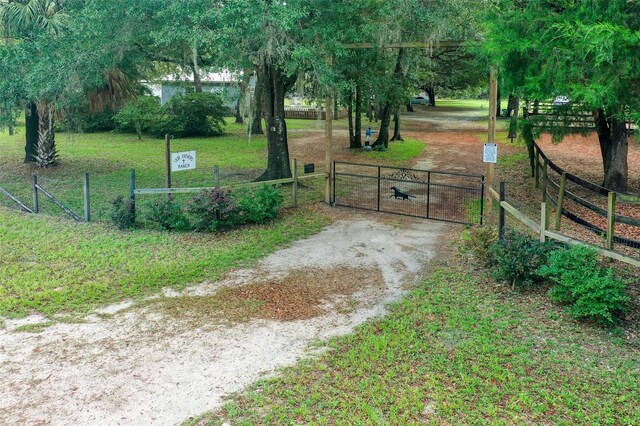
[332,161,485,226]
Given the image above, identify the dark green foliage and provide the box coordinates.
[58,108,117,133]
[109,196,135,230]
[234,185,284,225]
[491,230,555,289]
[461,226,498,268]
[114,96,162,139]
[145,199,190,231]
[185,188,236,231]
[153,92,227,138]
[538,246,630,325]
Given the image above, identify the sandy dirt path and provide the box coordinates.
[0,217,446,426]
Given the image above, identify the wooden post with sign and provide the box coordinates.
[485,65,498,224]
[165,134,172,200]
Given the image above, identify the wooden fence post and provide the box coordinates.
[291,158,298,208]
[130,169,136,222]
[533,146,540,188]
[32,175,39,214]
[555,172,567,230]
[83,173,91,222]
[165,134,172,201]
[214,165,220,189]
[540,158,548,201]
[540,202,548,242]
[499,181,506,238]
[485,64,498,225]
[607,191,616,250]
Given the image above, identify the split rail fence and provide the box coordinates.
[131,159,327,215]
[1,174,89,222]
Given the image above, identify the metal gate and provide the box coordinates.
[332,162,485,225]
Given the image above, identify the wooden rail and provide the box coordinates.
[284,108,348,120]
[491,183,640,268]
[533,143,640,250]
[0,186,33,213]
[34,183,83,222]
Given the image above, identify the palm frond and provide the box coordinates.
[86,69,138,113]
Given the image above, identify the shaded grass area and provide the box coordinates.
[354,138,426,167]
[0,206,330,318]
[191,261,640,425]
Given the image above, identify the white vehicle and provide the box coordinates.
[552,95,570,106]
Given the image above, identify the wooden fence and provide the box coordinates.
[132,159,327,214]
[490,184,640,268]
[1,174,90,222]
[284,108,348,120]
[533,142,640,251]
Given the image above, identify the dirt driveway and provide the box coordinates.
[0,214,447,426]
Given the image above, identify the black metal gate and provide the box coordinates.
[332,162,485,225]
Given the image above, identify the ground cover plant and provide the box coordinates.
[0,206,330,318]
[191,261,640,425]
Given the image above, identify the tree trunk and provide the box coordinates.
[595,109,628,191]
[191,45,203,93]
[507,95,520,139]
[391,109,403,141]
[496,87,501,117]
[426,87,435,106]
[25,102,38,163]
[374,48,404,148]
[348,91,356,147]
[354,83,362,147]
[367,100,373,122]
[35,101,58,168]
[234,98,243,124]
[256,60,291,181]
[249,78,264,135]
[372,105,391,148]
[406,102,414,112]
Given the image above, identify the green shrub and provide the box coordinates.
[234,185,284,225]
[538,246,630,325]
[145,199,190,231]
[109,196,136,230]
[114,96,162,139]
[460,226,498,267]
[58,107,117,133]
[491,230,555,289]
[152,92,227,138]
[185,188,236,231]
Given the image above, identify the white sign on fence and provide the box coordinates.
[483,143,498,163]
[171,151,196,171]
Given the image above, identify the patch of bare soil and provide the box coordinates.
[536,133,640,194]
[150,267,385,325]
[0,217,445,426]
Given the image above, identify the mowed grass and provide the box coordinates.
[0,206,330,318]
[357,137,426,166]
[193,263,640,425]
[0,119,268,220]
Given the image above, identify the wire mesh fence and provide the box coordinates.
[333,161,484,225]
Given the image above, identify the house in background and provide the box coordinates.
[143,71,252,109]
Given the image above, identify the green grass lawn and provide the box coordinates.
[0,118,338,221]
[192,260,640,426]
[355,137,426,167]
[0,205,330,318]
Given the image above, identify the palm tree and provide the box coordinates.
[1,0,66,166]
